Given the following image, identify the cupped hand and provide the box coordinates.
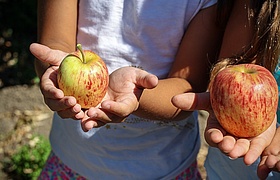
[81,67,158,131]
[172,92,276,165]
[29,43,84,119]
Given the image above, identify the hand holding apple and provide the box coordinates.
[172,91,276,165]
[30,43,85,120]
[57,44,109,109]
[209,64,278,138]
[81,66,158,131]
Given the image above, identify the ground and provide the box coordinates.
[0,85,209,179]
[0,85,53,179]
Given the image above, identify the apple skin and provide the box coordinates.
[209,64,278,138]
[57,44,109,109]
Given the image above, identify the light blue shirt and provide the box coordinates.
[205,147,280,180]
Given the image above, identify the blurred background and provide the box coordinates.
[0,1,53,179]
[0,0,38,88]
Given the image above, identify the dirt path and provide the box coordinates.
[0,85,209,179]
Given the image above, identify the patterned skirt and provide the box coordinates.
[38,151,201,180]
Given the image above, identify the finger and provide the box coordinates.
[82,120,106,131]
[45,96,77,111]
[217,135,236,154]
[265,155,280,169]
[87,107,124,123]
[258,156,271,180]
[40,66,80,111]
[172,92,211,111]
[257,156,280,180]
[29,43,67,66]
[82,120,98,132]
[56,104,83,119]
[74,110,85,120]
[204,128,224,147]
[244,137,267,165]
[204,114,226,146]
[81,111,107,131]
[244,118,277,165]
[81,112,95,132]
[101,98,137,117]
[275,161,280,171]
[134,68,158,89]
[227,138,250,159]
[263,123,280,156]
[40,68,64,99]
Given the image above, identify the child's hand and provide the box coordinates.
[172,92,276,165]
[206,113,276,165]
[81,67,158,131]
[29,43,85,120]
[258,127,280,179]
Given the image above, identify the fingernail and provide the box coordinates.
[73,105,81,113]
[228,156,237,160]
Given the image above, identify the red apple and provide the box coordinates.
[209,64,278,138]
[57,44,109,108]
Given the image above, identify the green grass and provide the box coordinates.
[3,135,51,180]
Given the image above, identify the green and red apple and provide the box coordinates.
[57,44,109,108]
[209,64,278,138]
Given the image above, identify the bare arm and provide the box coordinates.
[35,0,78,78]
[134,4,223,121]
[173,0,277,165]
[31,0,85,120]
[206,0,276,165]
[218,0,255,58]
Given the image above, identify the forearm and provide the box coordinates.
[218,0,255,59]
[35,0,78,77]
[134,78,194,121]
[133,5,222,121]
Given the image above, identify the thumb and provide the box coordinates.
[29,43,68,66]
[134,69,158,89]
[172,92,211,111]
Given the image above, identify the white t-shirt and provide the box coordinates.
[50,0,217,179]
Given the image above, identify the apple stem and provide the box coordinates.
[77,44,86,64]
